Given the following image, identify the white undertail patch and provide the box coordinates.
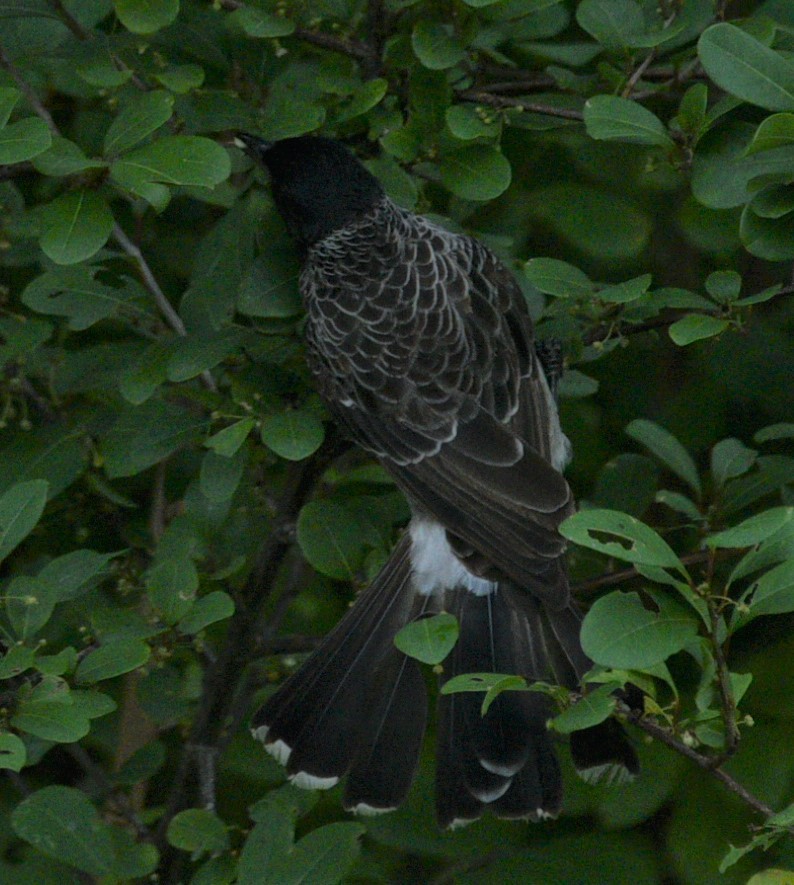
[348,802,394,816]
[290,771,340,790]
[409,519,497,596]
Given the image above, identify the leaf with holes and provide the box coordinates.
[560,508,687,575]
[581,591,699,669]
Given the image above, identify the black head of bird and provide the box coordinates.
[236,133,385,247]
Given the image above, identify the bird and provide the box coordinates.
[237,132,638,827]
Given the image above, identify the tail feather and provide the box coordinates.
[436,587,561,826]
[252,534,639,825]
[253,535,430,797]
[343,651,428,812]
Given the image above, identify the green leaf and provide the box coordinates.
[147,555,199,624]
[31,136,105,176]
[668,313,729,346]
[598,274,653,303]
[439,145,511,200]
[746,113,794,155]
[39,190,114,265]
[445,105,500,140]
[155,64,205,93]
[36,647,78,677]
[166,331,246,381]
[38,549,120,602]
[698,23,794,112]
[0,479,48,564]
[0,117,52,164]
[75,638,151,684]
[11,785,116,876]
[6,576,58,639]
[296,501,369,580]
[229,7,295,38]
[711,438,757,488]
[100,399,208,478]
[394,612,459,665]
[625,419,701,496]
[559,370,599,398]
[11,696,91,743]
[260,410,325,461]
[755,423,794,443]
[740,202,794,260]
[0,645,36,680]
[0,87,20,127]
[412,22,466,70]
[551,683,617,734]
[114,0,179,34]
[560,508,687,574]
[0,732,26,772]
[584,96,673,148]
[655,490,701,520]
[334,78,388,123]
[237,250,302,318]
[581,591,699,669]
[104,90,175,156]
[111,136,231,202]
[524,257,593,297]
[576,0,667,49]
[200,448,246,503]
[708,507,794,548]
[22,266,150,331]
[177,590,235,634]
[238,813,294,885]
[740,559,794,623]
[705,270,741,302]
[205,418,256,457]
[676,83,708,136]
[268,822,365,885]
[440,671,527,695]
[167,808,229,855]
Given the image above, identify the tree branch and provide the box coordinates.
[156,432,346,881]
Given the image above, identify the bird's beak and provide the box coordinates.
[233,132,275,162]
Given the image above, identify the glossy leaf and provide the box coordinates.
[260,410,325,461]
[0,480,48,564]
[104,90,174,156]
[560,508,687,573]
[699,24,794,112]
[625,419,701,496]
[394,612,459,665]
[581,591,699,668]
[114,0,179,34]
[584,96,673,148]
[39,190,114,265]
[0,117,52,164]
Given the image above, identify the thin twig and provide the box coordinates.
[110,225,218,392]
[0,44,58,135]
[156,433,346,882]
[457,90,584,121]
[67,744,153,841]
[47,0,88,40]
[621,703,775,818]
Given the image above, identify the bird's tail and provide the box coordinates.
[436,582,639,827]
[251,534,435,814]
[252,541,638,823]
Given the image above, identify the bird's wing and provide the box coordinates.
[304,218,573,599]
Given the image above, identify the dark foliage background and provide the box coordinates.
[1,0,793,882]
